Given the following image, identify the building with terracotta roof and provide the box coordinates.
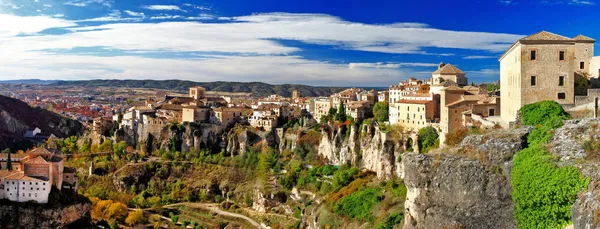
[0,147,77,204]
[499,31,598,125]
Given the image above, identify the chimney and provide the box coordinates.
[438,62,446,69]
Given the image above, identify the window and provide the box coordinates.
[558,93,566,100]
[489,109,495,116]
[530,50,536,60]
[580,62,585,69]
[559,51,565,61]
[559,76,565,86]
[531,76,536,86]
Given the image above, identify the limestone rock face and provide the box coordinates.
[317,123,404,179]
[0,202,92,229]
[317,126,356,166]
[402,128,531,229]
[572,164,600,229]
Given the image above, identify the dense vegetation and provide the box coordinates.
[49,80,386,97]
[512,101,587,229]
[417,126,439,153]
[332,187,382,221]
[512,146,588,229]
[372,102,389,122]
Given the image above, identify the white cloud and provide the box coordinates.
[0,53,411,86]
[124,10,144,17]
[186,13,214,20]
[463,55,497,59]
[0,14,75,37]
[0,12,524,85]
[142,5,184,11]
[467,69,500,75]
[182,3,210,10]
[43,4,52,8]
[150,14,183,20]
[64,0,112,7]
[53,14,65,18]
[498,0,516,5]
[34,0,39,2]
[348,62,439,69]
[539,0,596,5]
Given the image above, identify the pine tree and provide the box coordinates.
[6,150,12,171]
[335,101,346,122]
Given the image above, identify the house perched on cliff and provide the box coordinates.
[0,147,77,204]
[499,31,598,126]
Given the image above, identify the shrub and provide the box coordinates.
[125,209,145,226]
[332,187,382,221]
[332,166,359,190]
[417,126,439,153]
[519,101,570,127]
[511,145,588,229]
[445,127,468,146]
[376,213,404,229]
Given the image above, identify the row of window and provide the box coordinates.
[6,181,46,186]
[530,76,565,87]
[530,50,586,69]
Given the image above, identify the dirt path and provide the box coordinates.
[164,203,268,229]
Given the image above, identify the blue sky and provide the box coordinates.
[0,0,598,86]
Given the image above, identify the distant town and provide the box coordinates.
[1,30,599,209]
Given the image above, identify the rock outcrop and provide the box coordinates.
[0,201,91,229]
[317,123,406,179]
[402,127,531,229]
[0,95,85,149]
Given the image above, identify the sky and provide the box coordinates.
[0,0,599,87]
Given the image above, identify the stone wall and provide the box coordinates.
[574,88,600,107]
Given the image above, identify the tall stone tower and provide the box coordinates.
[189,86,206,100]
[292,89,300,99]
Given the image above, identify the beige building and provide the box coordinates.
[189,86,206,100]
[212,107,243,127]
[439,86,500,144]
[499,31,596,125]
[182,106,212,123]
[345,101,369,120]
[390,99,438,130]
[312,97,332,119]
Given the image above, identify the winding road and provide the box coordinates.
[164,202,268,229]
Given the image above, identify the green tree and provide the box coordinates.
[327,107,337,120]
[335,101,346,122]
[113,141,128,158]
[373,102,389,122]
[3,149,12,171]
[117,112,123,124]
[417,126,439,153]
[487,83,500,92]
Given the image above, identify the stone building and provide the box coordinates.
[211,107,243,127]
[500,31,596,125]
[345,100,370,120]
[189,86,206,100]
[292,90,300,99]
[0,147,77,204]
[312,97,332,120]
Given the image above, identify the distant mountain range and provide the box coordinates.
[49,79,386,97]
[0,79,58,85]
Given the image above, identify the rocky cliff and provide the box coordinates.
[0,95,84,149]
[318,123,408,179]
[402,119,600,229]
[402,127,530,229]
[0,201,92,229]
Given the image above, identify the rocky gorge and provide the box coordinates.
[222,118,600,229]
